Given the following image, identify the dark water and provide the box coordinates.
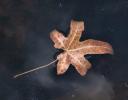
[0,0,128,100]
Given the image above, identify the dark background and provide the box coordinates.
[0,0,128,100]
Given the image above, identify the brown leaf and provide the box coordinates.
[50,20,113,76]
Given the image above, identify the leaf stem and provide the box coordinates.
[13,59,58,78]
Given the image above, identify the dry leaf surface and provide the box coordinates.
[50,20,113,76]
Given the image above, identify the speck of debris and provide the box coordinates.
[124,82,128,88]
[71,94,75,98]
[58,2,62,8]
